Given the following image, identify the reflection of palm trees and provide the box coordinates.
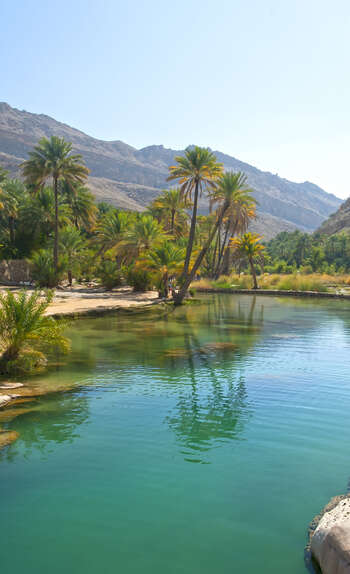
[165,307,255,463]
[0,390,89,462]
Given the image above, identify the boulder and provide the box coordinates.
[311,496,350,573]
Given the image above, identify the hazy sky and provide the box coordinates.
[2,0,350,198]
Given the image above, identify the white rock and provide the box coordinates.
[311,498,350,573]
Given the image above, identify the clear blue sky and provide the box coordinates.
[2,0,350,198]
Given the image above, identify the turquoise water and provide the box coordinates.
[1,294,350,573]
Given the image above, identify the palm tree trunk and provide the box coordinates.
[68,269,72,286]
[182,179,199,278]
[215,222,230,278]
[170,209,175,234]
[249,256,258,289]
[174,202,228,306]
[53,175,59,280]
[9,217,15,246]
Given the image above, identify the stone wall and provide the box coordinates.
[0,260,32,285]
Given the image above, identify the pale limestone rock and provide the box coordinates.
[0,394,12,407]
[0,382,24,389]
[311,498,350,573]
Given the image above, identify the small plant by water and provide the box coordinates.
[0,290,70,375]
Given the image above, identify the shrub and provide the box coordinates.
[127,267,153,291]
[30,249,67,287]
[0,290,69,375]
[97,260,123,290]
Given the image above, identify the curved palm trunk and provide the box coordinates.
[53,175,59,280]
[182,179,199,278]
[249,256,258,289]
[170,209,175,234]
[174,202,228,306]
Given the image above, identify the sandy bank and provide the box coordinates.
[44,287,160,317]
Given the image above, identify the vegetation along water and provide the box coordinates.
[1,294,350,573]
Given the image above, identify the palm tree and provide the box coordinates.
[152,188,190,235]
[139,240,185,297]
[119,214,165,261]
[59,226,85,285]
[168,146,223,277]
[96,210,131,254]
[60,181,97,231]
[0,290,69,374]
[21,186,71,241]
[173,171,254,305]
[21,136,89,281]
[0,179,26,248]
[230,232,265,289]
[214,194,256,277]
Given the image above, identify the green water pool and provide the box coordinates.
[1,294,350,573]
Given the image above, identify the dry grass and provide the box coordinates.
[193,272,350,293]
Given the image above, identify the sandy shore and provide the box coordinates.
[0,285,160,318]
[44,287,160,317]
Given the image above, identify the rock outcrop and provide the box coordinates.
[317,197,350,236]
[309,495,350,573]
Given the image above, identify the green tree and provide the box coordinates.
[60,181,97,230]
[231,232,265,289]
[139,240,185,297]
[168,147,223,277]
[0,290,69,374]
[174,172,254,304]
[152,188,190,235]
[0,179,26,249]
[21,136,89,281]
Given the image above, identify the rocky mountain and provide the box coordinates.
[317,197,350,235]
[0,102,341,239]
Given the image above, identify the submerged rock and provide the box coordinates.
[310,495,350,573]
[0,429,19,448]
[0,382,24,389]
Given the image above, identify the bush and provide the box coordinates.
[127,267,153,291]
[30,249,66,287]
[0,290,69,375]
[97,260,123,290]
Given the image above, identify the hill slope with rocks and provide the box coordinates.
[0,102,341,239]
[317,197,350,235]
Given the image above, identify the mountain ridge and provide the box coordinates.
[0,102,342,239]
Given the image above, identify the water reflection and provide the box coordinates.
[0,391,90,461]
[164,303,257,463]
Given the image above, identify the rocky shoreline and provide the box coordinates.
[307,495,350,573]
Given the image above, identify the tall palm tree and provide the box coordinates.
[230,232,265,289]
[168,146,223,277]
[21,136,89,281]
[173,171,253,305]
[152,188,190,235]
[214,194,256,277]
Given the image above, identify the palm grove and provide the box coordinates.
[0,137,264,305]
